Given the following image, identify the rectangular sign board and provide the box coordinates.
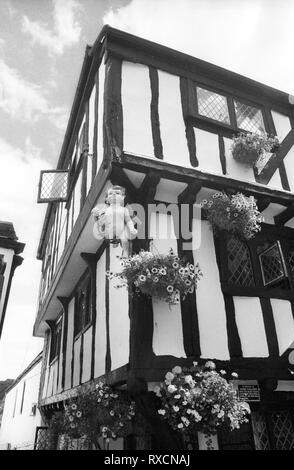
[238,384,260,402]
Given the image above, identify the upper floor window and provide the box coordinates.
[74,273,92,337]
[234,99,265,134]
[221,231,294,299]
[50,316,62,362]
[194,84,266,134]
[197,87,230,124]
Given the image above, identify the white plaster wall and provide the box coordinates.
[97,63,106,172]
[108,245,130,370]
[283,146,294,191]
[285,218,294,229]
[271,110,291,141]
[57,321,64,394]
[192,220,230,360]
[224,137,256,183]
[73,170,83,225]
[95,251,107,378]
[73,336,81,387]
[261,203,287,225]
[121,61,154,158]
[154,179,187,204]
[158,70,190,167]
[56,203,67,266]
[81,326,92,383]
[234,297,269,357]
[88,85,96,153]
[52,360,58,396]
[194,128,222,174]
[268,168,283,191]
[0,247,14,327]
[0,361,42,450]
[271,299,294,355]
[64,298,74,390]
[149,211,186,358]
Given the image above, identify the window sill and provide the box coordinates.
[221,283,294,301]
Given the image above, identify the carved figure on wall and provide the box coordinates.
[91,185,137,256]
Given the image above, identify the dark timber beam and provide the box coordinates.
[258,128,294,184]
[274,203,294,226]
[138,170,161,204]
[178,181,202,205]
[257,197,271,213]
[109,165,138,202]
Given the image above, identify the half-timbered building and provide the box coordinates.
[34,26,294,450]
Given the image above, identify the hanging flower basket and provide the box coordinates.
[107,249,202,306]
[201,192,263,240]
[231,132,279,166]
[49,382,135,449]
[153,361,250,436]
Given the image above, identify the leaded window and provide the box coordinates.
[50,317,62,362]
[234,100,265,134]
[271,411,294,450]
[197,87,230,124]
[288,250,294,282]
[74,274,92,336]
[258,241,286,287]
[227,236,255,287]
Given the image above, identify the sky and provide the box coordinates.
[0,0,294,380]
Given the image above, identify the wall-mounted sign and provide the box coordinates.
[238,384,260,402]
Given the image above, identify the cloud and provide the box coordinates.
[103,0,294,94]
[0,59,68,129]
[0,137,48,378]
[22,0,82,56]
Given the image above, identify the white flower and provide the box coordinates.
[231,372,238,378]
[158,409,166,415]
[167,384,177,394]
[165,371,174,382]
[69,416,74,422]
[172,366,182,375]
[71,404,77,410]
[178,423,184,429]
[193,361,198,367]
[109,410,115,416]
[220,370,226,375]
[173,405,180,412]
[76,411,82,418]
[139,274,146,282]
[204,361,216,369]
[166,285,174,293]
[174,394,181,399]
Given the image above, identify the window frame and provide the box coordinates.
[186,79,271,137]
[49,315,63,364]
[216,226,294,301]
[73,271,92,339]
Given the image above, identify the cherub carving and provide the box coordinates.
[91,185,137,257]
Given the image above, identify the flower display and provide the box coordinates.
[107,249,202,305]
[154,362,250,436]
[49,381,135,449]
[231,132,279,166]
[201,192,263,240]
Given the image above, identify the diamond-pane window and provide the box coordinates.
[259,241,286,286]
[227,236,255,287]
[288,250,294,282]
[38,170,69,203]
[197,87,230,124]
[251,412,271,450]
[234,100,265,133]
[271,411,294,450]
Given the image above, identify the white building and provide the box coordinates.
[0,353,43,450]
[0,222,25,339]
